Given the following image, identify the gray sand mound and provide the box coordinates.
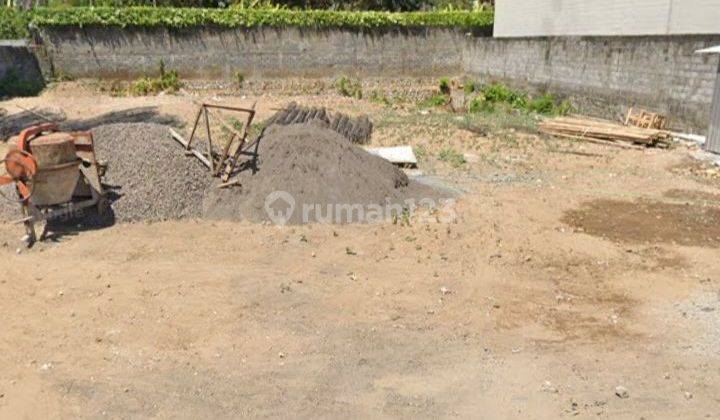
[204,123,442,224]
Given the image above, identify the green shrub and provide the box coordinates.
[526,93,556,114]
[463,80,478,94]
[438,147,466,168]
[0,8,30,39]
[467,96,493,113]
[420,94,448,108]
[468,82,573,116]
[481,83,511,103]
[29,7,494,30]
[335,75,362,99]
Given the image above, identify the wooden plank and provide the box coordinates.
[706,61,720,154]
[169,128,213,169]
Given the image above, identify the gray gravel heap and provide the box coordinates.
[91,123,211,222]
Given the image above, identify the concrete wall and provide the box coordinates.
[495,0,720,38]
[23,26,720,130]
[464,35,720,131]
[35,25,471,79]
[0,40,45,97]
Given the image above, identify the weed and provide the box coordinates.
[235,71,245,88]
[128,60,183,96]
[527,93,556,114]
[335,76,362,99]
[370,90,392,106]
[468,96,494,113]
[413,145,428,160]
[463,80,478,94]
[438,147,466,168]
[438,77,451,95]
[420,94,449,109]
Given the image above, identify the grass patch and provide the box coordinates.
[106,60,183,96]
[335,75,362,99]
[130,61,182,96]
[413,145,428,160]
[467,82,573,116]
[420,94,449,108]
[438,147,466,168]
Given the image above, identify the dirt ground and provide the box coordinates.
[1,82,719,419]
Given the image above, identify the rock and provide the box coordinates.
[684,391,693,400]
[614,385,629,399]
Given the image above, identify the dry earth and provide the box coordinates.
[0,83,719,418]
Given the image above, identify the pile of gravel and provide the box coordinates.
[0,122,210,223]
[203,123,441,224]
[91,123,211,222]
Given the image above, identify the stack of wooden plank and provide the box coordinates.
[539,116,672,148]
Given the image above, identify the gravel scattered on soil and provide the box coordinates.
[204,123,444,224]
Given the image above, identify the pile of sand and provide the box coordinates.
[204,123,441,224]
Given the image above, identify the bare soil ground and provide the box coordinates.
[0,82,719,418]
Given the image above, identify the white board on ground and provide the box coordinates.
[364,146,417,166]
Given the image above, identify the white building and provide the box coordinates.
[494,0,720,38]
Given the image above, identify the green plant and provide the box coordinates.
[0,8,30,39]
[556,99,574,116]
[412,145,427,160]
[420,94,448,108]
[29,7,494,31]
[467,96,494,113]
[438,77,451,95]
[463,80,478,94]
[481,83,510,103]
[129,60,183,96]
[235,71,245,88]
[438,147,466,168]
[370,90,392,106]
[335,75,362,99]
[526,93,556,114]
